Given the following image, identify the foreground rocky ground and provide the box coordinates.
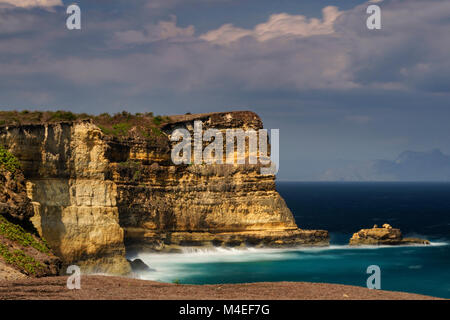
[0,276,441,300]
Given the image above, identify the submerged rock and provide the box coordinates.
[127,259,154,272]
[349,224,430,245]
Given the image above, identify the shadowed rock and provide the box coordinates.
[127,259,154,272]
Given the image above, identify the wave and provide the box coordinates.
[129,246,337,282]
[128,247,282,282]
[429,241,449,246]
[128,241,448,282]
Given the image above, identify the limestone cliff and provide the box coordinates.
[0,147,61,280]
[0,111,328,274]
[349,224,430,245]
[0,121,130,275]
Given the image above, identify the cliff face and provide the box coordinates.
[0,161,33,224]
[0,121,130,274]
[0,111,328,274]
[0,151,61,280]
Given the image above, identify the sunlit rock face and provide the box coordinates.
[1,121,130,275]
[349,224,429,246]
[0,111,329,273]
[118,111,328,252]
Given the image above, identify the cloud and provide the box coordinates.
[145,0,232,10]
[1,0,450,110]
[200,6,342,45]
[199,24,252,46]
[0,0,62,8]
[114,15,195,45]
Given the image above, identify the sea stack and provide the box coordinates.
[349,223,430,245]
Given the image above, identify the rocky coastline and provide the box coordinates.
[0,110,328,278]
[0,110,433,285]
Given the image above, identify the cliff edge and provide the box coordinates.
[0,110,328,274]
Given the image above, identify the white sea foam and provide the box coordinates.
[429,241,449,246]
[408,265,423,269]
[129,247,286,282]
[128,241,448,282]
[129,246,322,282]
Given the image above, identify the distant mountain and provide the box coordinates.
[319,149,450,181]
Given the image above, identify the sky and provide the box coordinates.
[0,0,449,180]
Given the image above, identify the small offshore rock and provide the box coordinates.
[127,259,154,272]
[349,223,430,246]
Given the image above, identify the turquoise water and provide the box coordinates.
[130,182,450,298]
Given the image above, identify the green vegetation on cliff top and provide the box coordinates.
[0,110,171,140]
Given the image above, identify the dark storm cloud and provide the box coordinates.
[0,0,449,179]
[336,0,450,92]
[1,0,449,104]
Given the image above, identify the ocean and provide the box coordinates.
[130,182,450,299]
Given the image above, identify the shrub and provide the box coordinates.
[151,127,162,136]
[49,110,77,122]
[0,146,21,173]
[153,115,163,125]
[132,170,141,181]
[112,123,132,136]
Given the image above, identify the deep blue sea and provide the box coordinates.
[131,182,450,298]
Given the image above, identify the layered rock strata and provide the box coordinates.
[0,111,328,273]
[0,121,130,274]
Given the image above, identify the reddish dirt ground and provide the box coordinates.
[0,275,442,300]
